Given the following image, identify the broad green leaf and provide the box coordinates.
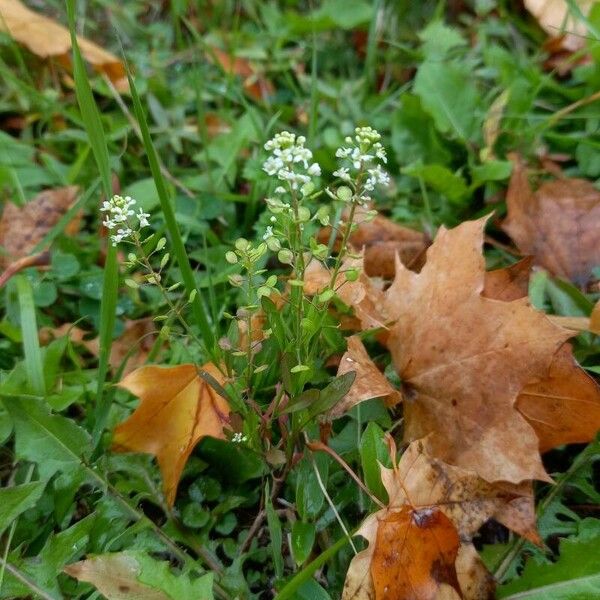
[197,437,266,483]
[0,481,45,533]
[419,20,466,59]
[291,521,316,566]
[403,162,469,203]
[359,422,389,503]
[471,160,513,185]
[295,454,328,520]
[413,60,480,143]
[2,397,91,479]
[498,534,600,599]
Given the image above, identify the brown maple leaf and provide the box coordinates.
[329,336,400,419]
[318,207,428,279]
[483,259,600,452]
[112,363,230,506]
[383,217,571,483]
[502,156,600,286]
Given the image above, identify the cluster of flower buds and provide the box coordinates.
[262,132,321,191]
[100,195,150,245]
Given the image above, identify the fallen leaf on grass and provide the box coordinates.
[524,0,594,52]
[318,208,428,279]
[65,554,169,600]
[329,336,400,419]
[0,0,127,89]
[383,216,570,483]
[482,258,600,453]
[343,439,539,599]
[64,551,213,600]
[517,344,600,452]
[209,47,274,102]
[0,186,80,268]
[113,363,230,506]
[503,156,600,286]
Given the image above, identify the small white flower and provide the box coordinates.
[232,432,248,443]
[333,167,351,182]
[274,186,286,195]
[137,208,150,228]
[307,162,321,177]
[263,226,274,240]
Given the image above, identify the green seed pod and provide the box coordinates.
[225,251,238,264]
[278,249,294,264]
[336,186,353,202]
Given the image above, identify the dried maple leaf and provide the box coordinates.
[112,363,230,506]
[502,156,600,286]
[329,336,400,419]
[383,217,570,483]
[343,439,537,600]
[0,0,127,89]
[0,186,79,268]
[483,259,600,452]
[317,208,428,279]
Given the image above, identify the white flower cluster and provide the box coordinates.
[333,126,389,203]
[101,195,150,245]
[232,432,248,443]
[262,131,321,190]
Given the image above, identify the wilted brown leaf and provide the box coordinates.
[503,156,600,286]
[113,363,230,505]
[0,0,127,89]
[482,258,533,302]
[329,336,400,419]
[318,208,428,279]
[383,217,570,483]
[210,47,274,102]
[0,186,79,268]
[64,554,169,600]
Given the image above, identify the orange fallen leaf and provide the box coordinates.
[318,208,428,279]
[112,363,230,506]
[482,257,533,302]
[0,186,80,268]
[329,336,400,419]
[503,156,600,286]
[209,47,274,102]
[0,0,127,89]
[383,217,570,483]
[343,439,538,599]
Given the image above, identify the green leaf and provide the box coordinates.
[419,20,466,59]
[0,482,45,533]
[196,437,266,483]
[306,372,356,420]
[403,162,469,203]
[2,397,91,480]
[413,60,480,143]
[471,160,513,186]
[360,422,389,503]
[291,521,316,566]
[498,534,600,599]
[266,483,284,578]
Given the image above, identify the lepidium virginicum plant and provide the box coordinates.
[103,127,389,451]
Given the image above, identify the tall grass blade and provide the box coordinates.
[66,0,119,444]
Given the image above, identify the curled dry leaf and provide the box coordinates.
[0,186,80,268]
[502,156,600,286]
[343,439,538,600]
[64,554,169,600]
[317,208,428,279]
[0,0,127,89]
[112,363,230,506]
[329,336,400,419]
[383,217,570,483]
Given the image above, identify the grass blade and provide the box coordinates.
[123,61,216,356]
[66,0,119,444]
[15,276,45,396]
